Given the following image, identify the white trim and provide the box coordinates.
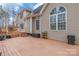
[56,13,58,31]
[49,15,50,31]
[40,4,48,14]
[39,16,42,34]
[35,16,40,31]
[65,10,67,31]
[49,6,67,31]
[24,19,27,32]
[29,17,32,33]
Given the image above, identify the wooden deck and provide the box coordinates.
[0,37,79,56]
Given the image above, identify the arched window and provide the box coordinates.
[49,6,67,30]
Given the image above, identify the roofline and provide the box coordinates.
[39,3,48,15]
[18,8,32,15]
[16,3,48,19]
[32,3,48,17]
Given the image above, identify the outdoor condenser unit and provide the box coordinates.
[67,35,75,45]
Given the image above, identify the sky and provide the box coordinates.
[0,3,43,25]
[0,3,43,13]
[18,3,43,11]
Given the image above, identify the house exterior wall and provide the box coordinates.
[23,11,32,33]
[23,11,27,19]
[16,10,32,33]
[25,18,30,33]
[32,19,35,33]
[17,18,25,32]
[24,18,33,34]
[41,3,79,44]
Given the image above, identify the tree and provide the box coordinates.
[0,5,9,34]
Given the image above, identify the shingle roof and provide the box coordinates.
[33,4,44,14]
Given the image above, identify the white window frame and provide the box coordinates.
[49,6,67,31]
[50,14,57,31]
[36,20,40,30]
[20,21,25,30]
[35,16,40,31]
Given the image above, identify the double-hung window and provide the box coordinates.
[36,20,40,30]
[50,15,56,30]
[50,6,67,31]
[20,23,24,29]
[36,17,40,30]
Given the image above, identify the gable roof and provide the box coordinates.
[33,4,44,14]
[16,3,48,18]
[19,8,32,14]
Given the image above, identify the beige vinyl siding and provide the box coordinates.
[41,3,79,44]
[26,19,30,33]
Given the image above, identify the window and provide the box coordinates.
[20,23,24,29]
[20,13,23,19]
[50,15,56,30]
[58,13,66,30]
[36,20,40,30]
[50,6,67,31]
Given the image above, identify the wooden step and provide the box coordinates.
[17,47,27,56]
[4,45,13,56]
[1,45,5,56]
[0,42,12,56]
[11,47,21,56]
[5,45,21,56]
[0,43,21,56]
[0,45,1,52]
[2,46,9,56]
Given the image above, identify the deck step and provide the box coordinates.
[11,47,21,56]
[0,45,1,52]
[0,42,13,56]
[5,44,21,56]
[2,46,10,56]
[0,43,21,56]
[4,45,13,56]
[1,45,5,56]
[18,47,27,56]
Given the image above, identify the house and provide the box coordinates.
[16,3,79,44]
[15,8,32,32]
